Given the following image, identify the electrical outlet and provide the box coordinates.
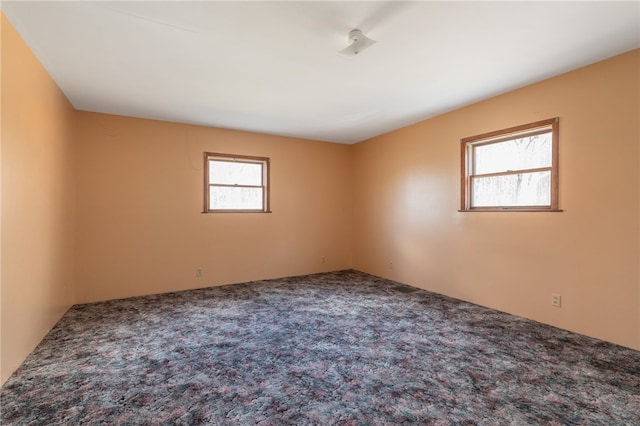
[196,268,203,277]
[321,256,326,264]
[388,261,393,270]
[551,293,561,308]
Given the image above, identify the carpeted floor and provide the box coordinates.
[2,270,639,425]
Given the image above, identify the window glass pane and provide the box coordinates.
[474,133,551,175]
[209,186,263,210]
[209,160,263,186]
[472,170,550,207]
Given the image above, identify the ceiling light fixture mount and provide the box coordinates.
[338,28,376,57]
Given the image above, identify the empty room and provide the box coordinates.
[1,1,639,424]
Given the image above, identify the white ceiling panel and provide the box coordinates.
[3,1,639,143]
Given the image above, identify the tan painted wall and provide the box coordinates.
[0,11,4,389]
[1,14,76,384]
[74,112,353,303]
[353,50,640,350]
[2,8,638,387]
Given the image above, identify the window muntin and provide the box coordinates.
[204,153,270,213]
[461,118,559,211]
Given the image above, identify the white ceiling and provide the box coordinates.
[3,1,639,144]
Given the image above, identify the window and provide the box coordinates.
[204,152,270,213]
[460,118,560,211]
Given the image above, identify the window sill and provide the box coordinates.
[458,209,563,213]
[202,210,273,214]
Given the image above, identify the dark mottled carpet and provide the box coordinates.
[2,270,639,425]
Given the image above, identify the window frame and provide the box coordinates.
[203,152,271,213]
[460,117,560,212]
